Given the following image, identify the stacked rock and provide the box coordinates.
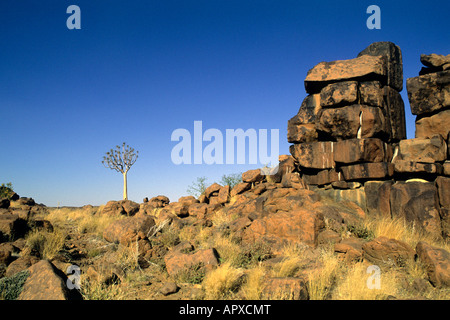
[402,54,450,238]
[288,41,406,188]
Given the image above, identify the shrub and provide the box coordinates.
[0,270,30,300]
[25,229,66,260]
[0,182,14,200]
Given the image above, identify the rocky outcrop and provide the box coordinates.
[287,43,449,240]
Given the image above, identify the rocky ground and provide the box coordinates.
[1,164,449,300]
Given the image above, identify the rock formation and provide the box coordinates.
[288,42,449,239]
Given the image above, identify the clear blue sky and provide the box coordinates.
[1,1,449,207]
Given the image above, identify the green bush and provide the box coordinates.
[0,270,30,300]
[0,182,14,200]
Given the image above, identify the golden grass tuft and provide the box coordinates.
[203,262,244,299]
[307,248,340,300]
[362,215,449,251]
[25,229,66,260]
[240,265,266,300]
[333,262,401,300]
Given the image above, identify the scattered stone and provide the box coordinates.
[103,213,156,245]
[160,282,179,296]
[164,248,220,278]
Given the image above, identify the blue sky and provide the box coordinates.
[1,1,449,206]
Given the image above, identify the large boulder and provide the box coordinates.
[18,260,83,300]
[0,214,28,242]
[164,247,220,278]
[103,213,156,245]
[416,242,450,288]
[304,55,387,94]
[362,236,415,268]
[357,41,403,92]
[290,141,335,169]
[396,135,447,163]
[316,105,387,141]
[364,181,393,218]
[102,200,140,216]
[390,181,442,238]
[407,70,450,116]
[333,138,385,164]
[415,109,450,140]
[242,208,325,248]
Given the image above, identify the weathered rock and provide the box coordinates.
[316,105,387,140]
[383,86,407,142]
[420,54,450,69]
[148,195,170,208]
[0,214,28,241]
[0,243,16,265]
[217,185,230,204]
[331,181,362,189]
[0,198,10,209]
[318,229,341,246]
[359,81,385,108]
[362,237,415,267]
[435,176,450,208]
[319,81,358,108]
[205,183,222,198]
[364,180,393,218]
[390,181,442,238]
[103,213,156,245]
[334,238,364,262]
[407,70,450,116]
[242,169,264,184]
[287,122,318,144]
[302,168,340,186]
[397,136,447,163]
[164,248,219,277]
[393,160,442,175]
[178,196,199,206]
[444,162,450,176]
[415,109,450,140]
[340,162,394,181]
[162,202,189,218]
[287,94,321,143]
[243,208,325,248]
[313,188,367,215]
[18,260,82,300]
[160,282,179,296]
[230,182,251,197]
[334,138,385,164]
[416,241,450,288]
[290,141,335,169]
[261,277,308,300]
[305,55,387,94]
[102,200,139,216]
[357,41,403,92]
[5,255,40,278]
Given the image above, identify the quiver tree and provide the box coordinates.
[102,142,139,200]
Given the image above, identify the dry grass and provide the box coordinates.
[46,206,124,238]
[362,215,449,251]
[203,263,244,299]
[79,276,125,300]
[333,262,401,300]
[307,248,340,300]
[240,265,266,300]
[25,229,66,260]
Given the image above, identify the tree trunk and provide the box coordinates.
[123,171,128,200]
